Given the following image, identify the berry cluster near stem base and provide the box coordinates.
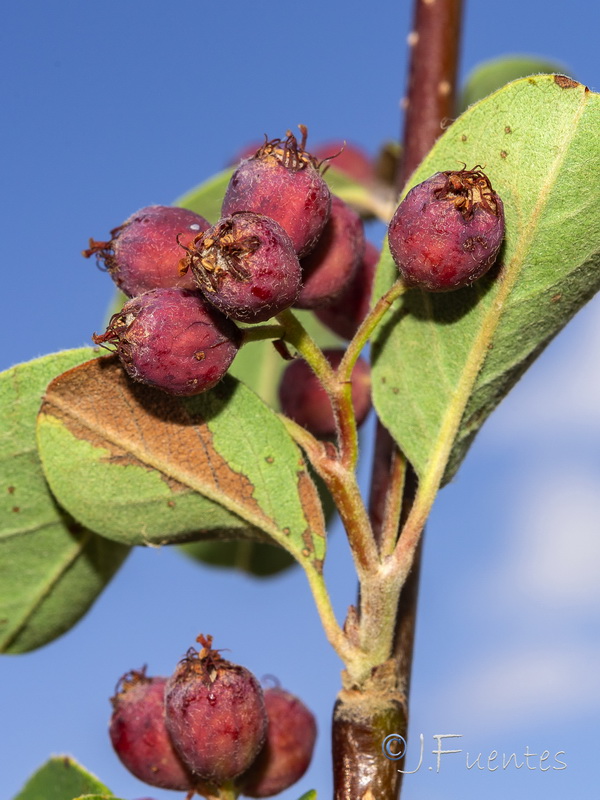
[164,635,268,784]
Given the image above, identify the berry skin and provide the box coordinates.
[240,687,317,798]
[222,126,331,257]
[278,349,372,438]
[109,668,195,791]
[388,168,505,292]
[295,195,365,309]
[312,140,375,185]
[164,635,268,784]
[315,240,379,340]
[83,205,211,297]
[92,288,241,396]
[181,212,302,323]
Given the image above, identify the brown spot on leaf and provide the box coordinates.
[39,356,271,533]
[167,500,176,508]
[505,125,512,134]
[301,548,311,558]
[298,469,326,572]
[500,150,507,159]
[461,134,467,142]
[12,506,20,513]
[265,456,274,464]
[7,486,15,494]
[554,74,579,90]
[282,527,291,536]
[392,387,399,395]
[551,293,562,303]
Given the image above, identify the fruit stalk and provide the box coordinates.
[332,1,464,797]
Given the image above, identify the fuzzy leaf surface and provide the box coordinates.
[0,350,128,654]
[372,76,600,484]
[12,757,111,800]
[459,55,569,110]
[36,358,326,570]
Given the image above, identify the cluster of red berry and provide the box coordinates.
[110,635,316,797]
[85,126,376,438]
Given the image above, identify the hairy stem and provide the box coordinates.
[332,1,464,798]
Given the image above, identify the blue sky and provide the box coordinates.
[2,1,600,799]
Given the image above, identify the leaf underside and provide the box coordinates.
[0,349,128,654]
[36,357,326,572]
[372,75,600,485]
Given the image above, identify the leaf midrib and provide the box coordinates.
[417,87,589,489]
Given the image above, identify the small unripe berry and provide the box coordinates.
[83,205,211,296]
[315,241,379,340]
[278,349,372,438]
[222,126,331,257]
[93,288,241,396]
[295,195,365,309]
[109,668,194,791]
[164,635,267,784]
[181,212,302,323]
[388,168,505,291]
[240,687,317,798]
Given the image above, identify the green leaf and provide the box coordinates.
[231,310,342,408]
[297,792,317,800]
[372,75,600,485]
[12,756,111,800]
[459,55,570,111]
[0,350,129,654]
[36,358,326,572]
[180,538,296,577]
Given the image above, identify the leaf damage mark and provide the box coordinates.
[553,74,580,90]
[39,357,272,534]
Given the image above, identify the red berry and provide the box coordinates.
[295,195,365,309]
[315,241,379,340]
[164,635,267,784]
[92,288,241,396]
[388,168,505,291]
[278,349,372,438]
[240,687,317,798]
[222,126,331,257]
[312,140,375,185]
[181,212,301,323]
[109,668,194,791]
[83,205,211,297]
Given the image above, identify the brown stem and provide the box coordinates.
[398,0,464,191]
[332,1,463,798]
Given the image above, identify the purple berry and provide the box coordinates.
[222,126,331,257]
[240,687,317,798]
[295,195,365,309]
[315,241,379,340]
[83,205,211,297]
[180,212,302,323]
[109,668,195,791]
[92,288,241,396]
[388,168,505,292]
[164,635,268,784]
[278,349,372,438]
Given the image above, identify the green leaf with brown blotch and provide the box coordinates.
[36,357,326,571]
[0,349,129,654]
[372,75,600,486]
[12,756,112,800]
